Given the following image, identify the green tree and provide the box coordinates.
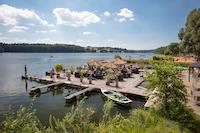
[0,46,4,52]
[164,42,180,55]
[147,62,187,116]
[179,8,200,57]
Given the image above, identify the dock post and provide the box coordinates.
[24,65,27,77]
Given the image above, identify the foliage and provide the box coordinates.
[126,58,190,67]
[0,43,86,53]
[114,54,122,59]
[147,62,187,114]
[152,56,174,61]
[154,46,166,54]
[1,99,189,133]
[105,70,115,84]
[164,43,180,55]
[127,58,150,64]
[54,64,63,72]
[76,66,82,73]
[179,8,200,57]
[69,66,75,74]
[1,104,43,133]
[146,62,200,132]
[0,43,153,53]
[155,8,200,57]
[0,46,4,52]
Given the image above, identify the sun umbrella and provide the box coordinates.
[113,58,126,65]
[102,62,118,69]
[87,59,100,66]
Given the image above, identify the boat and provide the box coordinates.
[101,89,132,105]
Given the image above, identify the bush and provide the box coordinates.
[54,64,63,72]
[1,100,189,133]
[126,58,190,67]
[152,56,174,61]
[114,54,122,59]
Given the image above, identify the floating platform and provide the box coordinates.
[64,87,100,102]
[29,82,63,95]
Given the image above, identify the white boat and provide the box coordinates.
[101,89,132,105]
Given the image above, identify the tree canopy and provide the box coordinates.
[179,9,200,57]
[155,8,200,57]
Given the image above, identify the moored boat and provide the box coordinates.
[101,89,132,105]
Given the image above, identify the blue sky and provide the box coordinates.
[0,0,199,50]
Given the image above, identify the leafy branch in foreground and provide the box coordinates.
[0,97,194,133]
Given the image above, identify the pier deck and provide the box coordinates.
[23,73,150,103]
[30,82,63,91]
[64,87,98,102]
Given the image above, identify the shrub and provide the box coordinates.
[114,54,122,59]
[1,100,190,133]
[54,64,63,72]
[152,56,174,61]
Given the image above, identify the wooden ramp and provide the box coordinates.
[30,82,63,91]
[29,82,63,95]
[64,87,98,102]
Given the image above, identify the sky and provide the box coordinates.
[0,0,199,50]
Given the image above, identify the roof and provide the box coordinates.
[190,61,200,68]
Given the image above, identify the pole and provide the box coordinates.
[24,65,27,77]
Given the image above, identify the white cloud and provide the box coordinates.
[76,39,85,43]
[117,8,134,18]
[104,11,110,17]
[35,30,48,34]
[119,18,126,23]
[8,26,28,32]
[0,4,50,27]
[82,32,95,35]
[53,8,100,27]
[0,36,30,43]
[49,29,56,32]
[35,29,56,34]
[117,8,134,23]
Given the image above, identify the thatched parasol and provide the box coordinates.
[102,62,118,69]
[87,59,100,67]
[112,58,126,65]
[101,59,111,64]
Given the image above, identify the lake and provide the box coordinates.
[0,52,157,124]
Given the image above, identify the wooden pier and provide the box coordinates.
[64,87,99,102]
[22,73,151,105]
[29,82,63,95]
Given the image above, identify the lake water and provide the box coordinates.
[0,52,157,124]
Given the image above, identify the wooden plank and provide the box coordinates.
[64,87,97,100]
[30,82,63,91]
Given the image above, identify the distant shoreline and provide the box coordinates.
[0,43,155,53]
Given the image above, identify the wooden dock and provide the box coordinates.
[22,73,151,105]
[29,82,63,95]
[64,87,99,102]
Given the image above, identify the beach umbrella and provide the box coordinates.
[113,58,126,65]
[87,59,100,67]
[101,59,111,64]
[102,62,118,69]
